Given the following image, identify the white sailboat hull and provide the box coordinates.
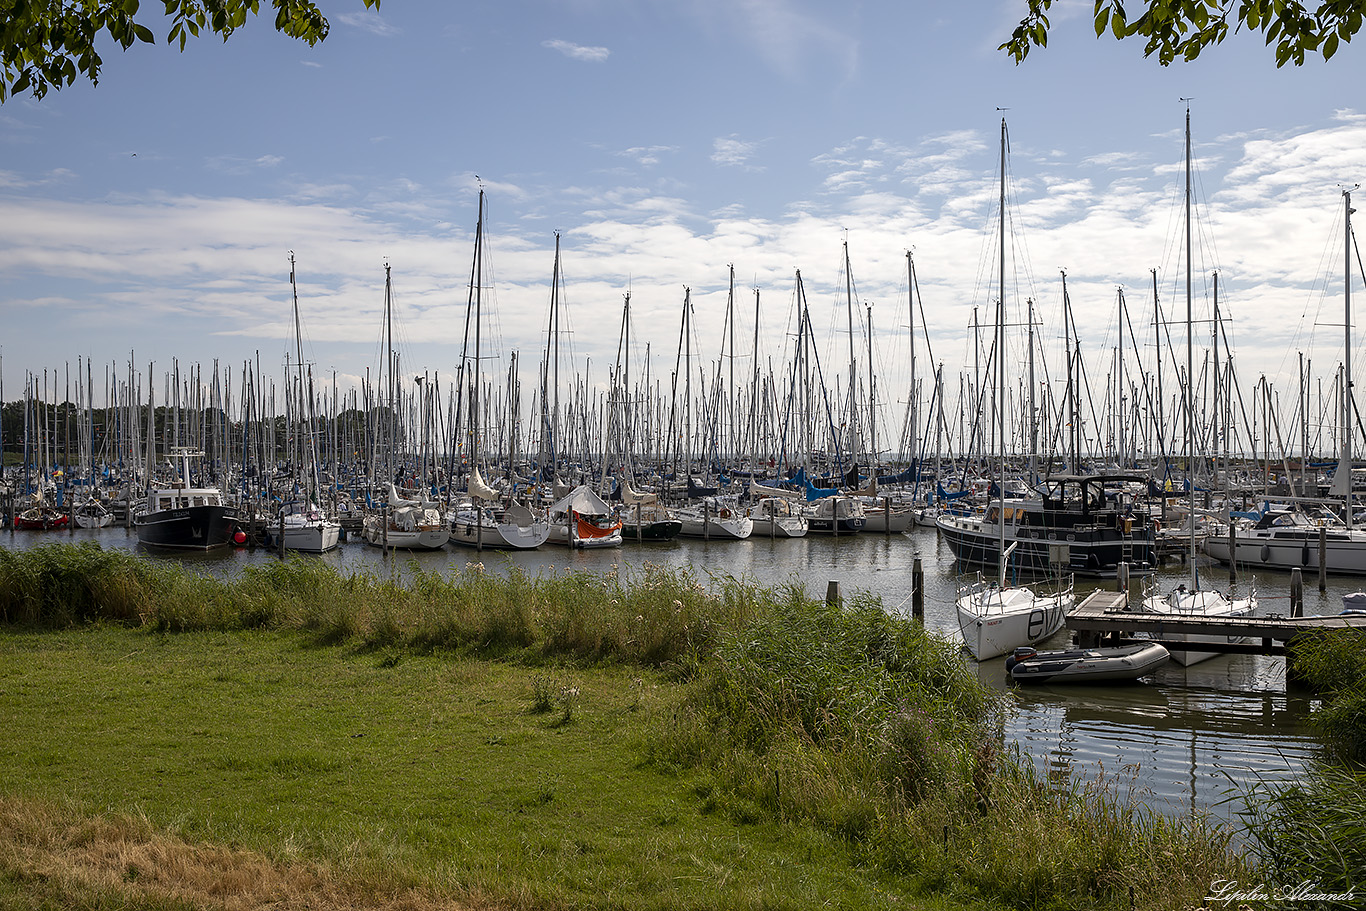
[955,579,1071,661]
[1140,587,1257,666]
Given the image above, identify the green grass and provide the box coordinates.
[0,626,931,911]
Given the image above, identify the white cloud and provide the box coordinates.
[337,11,400,37]
[712,136,764,170]
[618,145,677,168]
[542,39,611,62]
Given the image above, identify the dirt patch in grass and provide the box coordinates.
[0,796,498,911]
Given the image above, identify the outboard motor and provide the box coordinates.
[1004,645,1038,673]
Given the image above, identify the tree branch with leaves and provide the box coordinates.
[1002,1,1363,67]
[0,0,381,102]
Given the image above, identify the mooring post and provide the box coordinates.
[1116,561,1130,595]
[826,580,841,606]
[1319,526,1328,593]
[1289,567,1303,618]
[884,498,891,536]
[1227,522,1237,585]
[912,555,924,621]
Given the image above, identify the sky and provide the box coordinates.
[2,0,1365,453]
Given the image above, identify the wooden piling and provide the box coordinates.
[1319,526,1328,593]
[1290,567,1303,618]
[912,555,924,620]
[826,580,841,606]
[1227,522,1237,585]
[1116,561,1130,595]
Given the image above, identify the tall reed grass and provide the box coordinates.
[1289,629,1366,761]
[646,589,1248,910]
[0,544,751,669]
[1241,763,1366,901]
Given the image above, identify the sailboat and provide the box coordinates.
[361,264,450,551]
[276,253,341,553]
[606,291,683,541]
[447,190,551,551]
[747,479,808,538]
[616,473,683,541]
[1139,106,1256,666]
[545,484,622,548]
[72,497,114,529]
[954,117,1072,661]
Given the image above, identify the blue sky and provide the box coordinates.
[2,0,1364,448]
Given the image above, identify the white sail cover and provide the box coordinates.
[750,480,797,499]
[387,483,417,507]
[846,477,878,498]
[549,485,612,516]
[621,478,658,505]
[469,466,501,501]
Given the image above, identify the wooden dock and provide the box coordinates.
[1067,589,1366,656]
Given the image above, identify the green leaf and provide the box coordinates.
[133,23,154,43]
[1095,5,1110,36]
[1324,31,1340,58]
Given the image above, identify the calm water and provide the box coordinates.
[5,520,1342,827]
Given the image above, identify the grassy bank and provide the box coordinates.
[0,543,1252,909]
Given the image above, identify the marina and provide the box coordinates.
[0,108,1361,848]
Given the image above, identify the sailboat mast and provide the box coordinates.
[727,264,736,464]
[751,286,761,473]
[1152,268,1163,465]
[550,232,562,475]
[997,116,1008,586]
[1027,297,1037,475]
[866,302,876,471]
[1345,187,1355,530]
[384,262,395,484]
[844,238,858,475]
[1117,289,1125,467]
[906,251,918,468]
[1184,104,1198,568]
[470,190,485,470]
